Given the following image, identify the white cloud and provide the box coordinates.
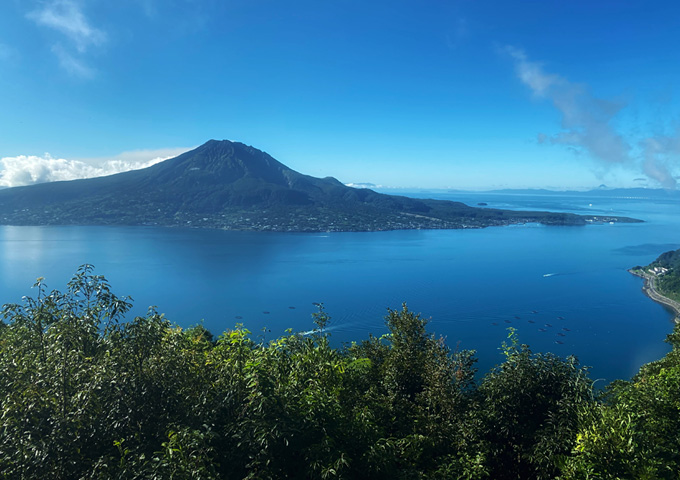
[0,147,191,188]
[506,46,630,165]
[506,46,679,189]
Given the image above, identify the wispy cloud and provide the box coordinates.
[640,134,680,189]
[505,47,561,97]
[506,46,679,189]
[51,44,95,78]
[28,0,105,52]
[27,0,105,77]
[0,147,191,188]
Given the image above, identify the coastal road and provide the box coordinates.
[634,270,680,322]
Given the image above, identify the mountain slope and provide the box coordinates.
[0,140,639,231]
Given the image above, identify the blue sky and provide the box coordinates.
[1,0,680,189]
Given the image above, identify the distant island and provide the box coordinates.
[630,248,680,321]
[0,140,642,232]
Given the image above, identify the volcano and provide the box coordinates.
[0,140,638,231]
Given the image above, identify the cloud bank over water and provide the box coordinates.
[506,47,679,189]
[0,147,190,188]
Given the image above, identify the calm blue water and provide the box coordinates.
[1,192,678,383]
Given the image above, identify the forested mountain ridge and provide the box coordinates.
[0,140,639,231]
[651,248,680,270]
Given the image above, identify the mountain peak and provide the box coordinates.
[149,139,295,186]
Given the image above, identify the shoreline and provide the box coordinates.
[629,269,680,323]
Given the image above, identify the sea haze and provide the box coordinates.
[1,191,678,383]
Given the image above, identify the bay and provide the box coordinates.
[1,191,678,383]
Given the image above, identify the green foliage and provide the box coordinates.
[2,267,680,479]
[561,323,680,479]
[559,404,661,479]
[477,328,594,480]
[345,304,480,478]
[658,272,680,302]
[0,265,134,479]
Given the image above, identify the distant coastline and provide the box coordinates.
[629,269,680,323]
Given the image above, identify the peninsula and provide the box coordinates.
[630,248,680,322]
[0,140,641,232]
